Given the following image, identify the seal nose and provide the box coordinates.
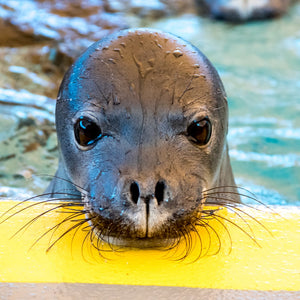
[155,181,165,205]
[130,181,140,204]
[129,180,165,205]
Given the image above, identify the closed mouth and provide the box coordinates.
[84,206,202,249]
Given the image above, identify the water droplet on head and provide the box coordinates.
[113,95,120,105]
[113,48,123,58]
[130,82,135,92]
[173,49,183,58]
[108,58,116,64]
[154,39,162,49]
[148,58,155,67]
[126,108,131,119]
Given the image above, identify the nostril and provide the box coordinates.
[130,181,140,204]
[155,181,165,205]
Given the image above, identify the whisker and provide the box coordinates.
[47,212,87,248]
[208,201,273,237]
[187,223,205,263]
[204,186,278,214]
[204,185,254,196]
[81,221,104,263]
[194,219,211,258]
[10,202,78,239]
[202,212,233,255]
[0,193,81,221]
[212,213,261,248]
[39,174,89,195]
[205,201,257,239]
[179,226,194,261]
[204,195,266,213]
[46,217,93,253]
[197,219,222,256]
[29,212,85,251]
[80,223,95,263]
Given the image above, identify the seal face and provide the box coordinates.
[46,28,239,248]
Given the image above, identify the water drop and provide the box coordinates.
[154,40,162,49]
[148,58,155,67]
[108,58,116,64]
[113,48,123,58]
[113,95,120,105]
[173,49,183,58]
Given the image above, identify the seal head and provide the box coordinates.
[47,28,239,247]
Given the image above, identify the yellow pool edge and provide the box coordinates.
[0,200,299,292]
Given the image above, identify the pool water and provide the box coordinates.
[141,6,300,205]
[0,4,299,205]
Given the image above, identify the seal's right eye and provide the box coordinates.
[74,117,102,147]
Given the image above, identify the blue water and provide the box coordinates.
[144,6,300,205]
[0,4,299,205]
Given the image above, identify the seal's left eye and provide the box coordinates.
[74,117,102,146]
[187,117,212,146]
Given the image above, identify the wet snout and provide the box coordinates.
[128,180,166,206]
[122,177,171,238]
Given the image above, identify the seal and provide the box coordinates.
[46,28,240,248]
[199,0,291,21]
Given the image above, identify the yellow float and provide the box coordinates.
[0,200,299,298]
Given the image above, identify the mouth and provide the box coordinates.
[84,205,204,250]
[90,231,179,249]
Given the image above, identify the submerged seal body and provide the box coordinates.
[46,28,239,248]
[200,0,291,21]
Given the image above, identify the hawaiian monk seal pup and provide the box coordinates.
[46,28,240,248]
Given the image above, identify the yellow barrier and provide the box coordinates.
[0,200,299,291]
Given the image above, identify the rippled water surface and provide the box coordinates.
[143,6,300,205]
[0,3,299,205]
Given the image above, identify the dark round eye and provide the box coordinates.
[187,118,212,146]
[74,117,102,147]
